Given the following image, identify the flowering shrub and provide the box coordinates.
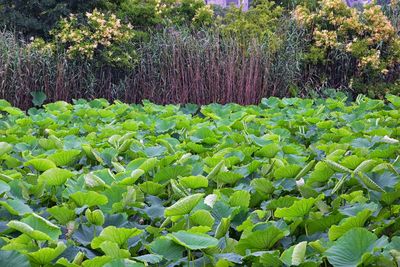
[49,9,137,69]
[294,0,400,95]
[155,0,214,28]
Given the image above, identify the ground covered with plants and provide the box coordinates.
[0,95,398,266]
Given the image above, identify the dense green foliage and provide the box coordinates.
[0,0,399,103]
[0,95,399,266]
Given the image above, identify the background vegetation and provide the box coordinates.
[0,0,399,108]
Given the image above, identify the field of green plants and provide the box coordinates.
[0,95,399,266]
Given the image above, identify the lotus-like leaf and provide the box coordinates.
[179,175,208,189]
[24,158,56,171]
[99,241,131,258]
[168,230,219,250]
[190,210,215,227]
[8,213,61,241]
[148,237,185,261]
[274,165,302,179]
[325,228,377,267]
[0,142,12,157]
[28,242,67,265]
[38,168,74,186]
[48,149,81,166]
[0,199,33,215]
[0,250,30,267]
[47,206,76,225]
[229,190,250,208]
[236,223,287,255]
[328,209,371,241]
[164,193,204,217]
[274,197,316,221]
[91,226,142,249]
[70,191,108,207]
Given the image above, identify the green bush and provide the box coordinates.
[31,9,137,69]
[0,0,109,38]
[294,0,400,96]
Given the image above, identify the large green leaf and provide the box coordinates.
[70,191,108,207]
[235,223,288,255]
[28,242,66,265]
[24,158,57,171]
[0,251,30,267]
[8,213,61,241]
[0,142,13,157]
[91,226,142,249]
[148,237,185,261]
[328,210,371,241]
[179,176,208,189]
[48,150,81,166]
[168,231,219,250]
[164,193,204,217]
[325,228,377,267]
[274,197,316,220]
[38,168,74,186]
[274,164,302,179]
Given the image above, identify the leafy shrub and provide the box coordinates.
[33,9,137,69]
[0,0,105,38]
[294,0,400,96]
[155,0,214,28]
[219,0,283,42]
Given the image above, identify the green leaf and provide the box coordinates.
[47,206,76,225]
[190,210,215,227]
[139,181,164,195]
[8,213,61,240]
[168,231,219,250]
[31,91,47,106]
[179,176,208,189]
[0,142,13,157]
[164,193,204,217]
[215,217,231,239]
[255,143,280,158]
[118,169,145,185]
[28,242,67,265]
[0,250,30,267]
[91,226,142,249]
[154,166,191,183]
[24,158,56,171]
[0,180,10,194]
[206,160,225,180]
[229,190,250,208]
[100,241,131,258]
[274,197,316,221]
[236,223,287,255]
[0,199,33,215]
[48,150,81,166]
[70,191,108,207]
[274,164,302,179]
[38,168,74,186]
[328,210,372,241]
[325,228,377,267]
[214,172,243,185]
[133,254,163,264]
[148,237,185,261]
